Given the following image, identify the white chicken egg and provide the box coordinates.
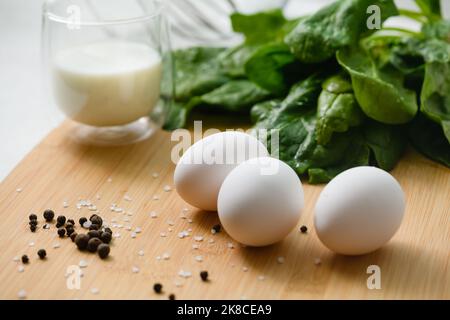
[218,157,304,246]
[174,131,268,211]
[314,166,405,255]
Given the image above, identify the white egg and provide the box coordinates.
[314,166,405,255]
[218,157,304,246]
[174,131,268,211]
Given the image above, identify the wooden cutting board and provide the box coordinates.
[0,120,448,300]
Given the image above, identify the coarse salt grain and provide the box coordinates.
[174,281,183,288]
[138,250,145,256]
[125,226,132,231]
[277,256,285,264]
[194,236,203,242]
[124,194,132,201]
[13,256,19,262]
[227,242,234,249]
[153,195,160,201]
[132,266,140,273]
[63,201,69,208]
[28,241,35,247]
[113,233,121,238]
[152,172,159,178]
[150,211,158,218]
[208,239,215,244]
[182,208,189,213]
[195,255,203,262]
[90,288,99,294]
[160,232,167,238]
[134,227,142,233]
[53,243,61,249]
[96,194,101,200]
[162,253,170,260]
[83,221,92,228]
[43,224,50,229]
[167,220,175,226]
[188,219,193,224]
[178,270,192,278]
[163,185,172,192]
[156,256,161,260]
[192,244,200,250]
[16,188,22,193]
[211,229,217,234]
[131,232,137,239]
[17,289,27,299]
[314,258,322,265]
[79,260,88,268]
[18,265,25,273]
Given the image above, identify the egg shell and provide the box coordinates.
[218,157,304,246]
[174,132,269,211]
[314,166,405,255]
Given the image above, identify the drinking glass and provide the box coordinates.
[42,0,173,146]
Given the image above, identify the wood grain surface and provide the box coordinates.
[0,121,449,300]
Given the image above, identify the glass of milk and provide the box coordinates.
[42,0,173,145]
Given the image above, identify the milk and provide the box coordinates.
[52,41,162,127]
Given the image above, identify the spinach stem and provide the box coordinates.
[381,27,422,37]
[398,9,428,23]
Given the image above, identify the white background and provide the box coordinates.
[0,0,448,181]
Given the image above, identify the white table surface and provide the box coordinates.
[0,0,447,182]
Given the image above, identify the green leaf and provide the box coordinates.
[169,47,229,101]
[200,80,272,112]
[415,0,441,18]
[337,46,418,124]
[285,0,398,63]
[231,9,287,44]
[244,43,297,94]
[161,98,201,131]
[409,115,450,167]
[420,61,450,143]
[219,44,260,78]
[316,74,365,144]
[422,20,450,42]
[363,121,407,170]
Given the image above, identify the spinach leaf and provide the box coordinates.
[244,43,297,94]
[420,61,450,143]
[316,74,365,144]
[285,0,398,63]
[219,45,260,78]
[252,75,370,183]
[422,20,450,42]
[200,80,272,112]
[415,0,441,18]
[161,98,201,131]
[169,47,229,101]
[363,121,407,170]
[337,46,418,124]
[231,9,287,44]
[409,115,450,167]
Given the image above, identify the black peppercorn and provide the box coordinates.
[300,225,308,233]
[43,209,54,222]
[90,215,102,227]
[168,294,175,300]
[103,227,112,234]
[87,238,102,252]
[100,231,112,244]
[21,255,29,264]
[65,222,74,229]
[66,228,75,236]
[75,234,89,250]
[200,271,209,282]
[89,223,99,231]
[29,220,38,226]
[67,219,75,226]
[70,232,78,242]
[153,283,163,294]
[37,249,46,259]
[56,215,66,225]
[57,228,66,238]
[79,217,87,226]
[212,224,221,233]
[29,214,37,221]
[30,225,37,232]
[97,244,110,259]
[87,230,100,239]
